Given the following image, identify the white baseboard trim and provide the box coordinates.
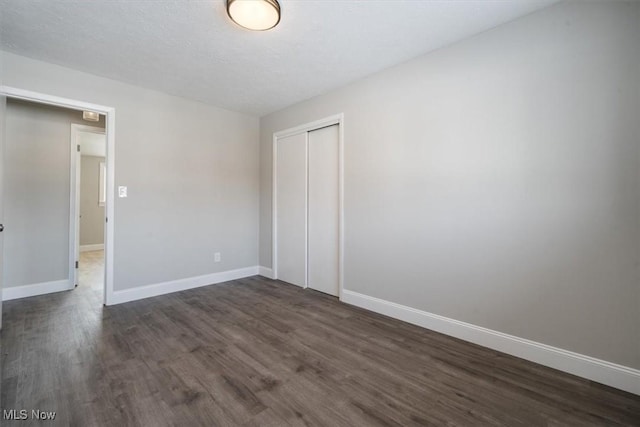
[80,244,104,252]
[258,266,274,279]
[341,289,640,395]
[109,266,259,305]
[2,279,73,301]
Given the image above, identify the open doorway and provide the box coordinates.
[72,125,106,300]
[0,86,116,305]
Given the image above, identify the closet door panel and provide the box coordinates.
[308,125,339,296]
[275,133,307,287]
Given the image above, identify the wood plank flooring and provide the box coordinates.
[1,260,639,425]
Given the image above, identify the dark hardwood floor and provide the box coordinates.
[1,268,639,426]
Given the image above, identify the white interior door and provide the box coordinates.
[308,125,340,296]
[276,132,307,287]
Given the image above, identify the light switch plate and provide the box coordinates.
[118,186,128,198]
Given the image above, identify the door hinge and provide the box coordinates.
[105,217,108,223]
[77,144,81,152]
[75,261,79,269]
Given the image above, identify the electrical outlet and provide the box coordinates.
[214,252,221,262]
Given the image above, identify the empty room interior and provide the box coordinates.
[0,0,639,425]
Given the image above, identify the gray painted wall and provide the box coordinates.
[4,99,105,287]
[260,2,640,369]
[1,54,260,291]
[80,155,105,246]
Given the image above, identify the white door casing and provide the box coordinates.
[70,124,106,288]
[0,86,116,305]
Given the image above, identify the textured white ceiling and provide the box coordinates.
[0,0,558,116]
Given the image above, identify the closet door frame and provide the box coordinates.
[272,113,344,299]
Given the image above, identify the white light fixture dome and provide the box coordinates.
[227,0,281,31]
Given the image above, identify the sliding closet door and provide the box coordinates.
[308,125,339,296]
[275,132,307,287]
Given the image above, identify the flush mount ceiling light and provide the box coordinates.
[82,111,100,122]
[227,0,281,31]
